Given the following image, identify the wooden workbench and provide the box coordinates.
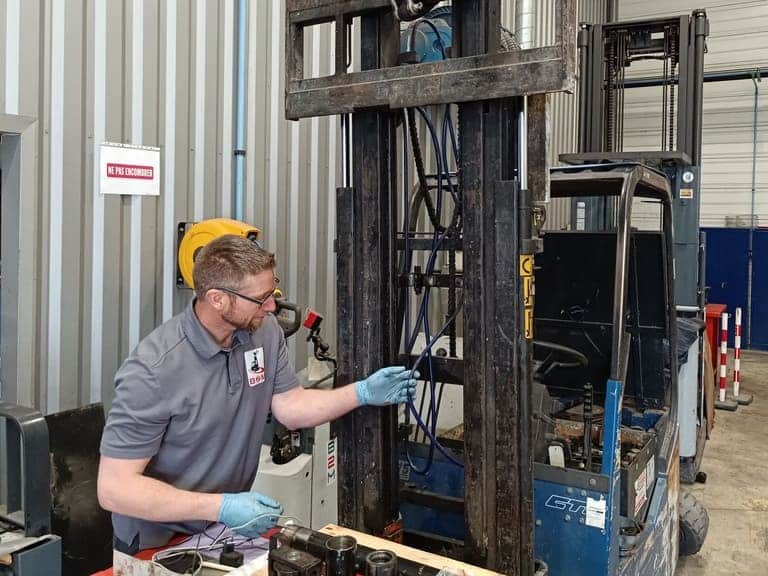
[112,525,503,576]
[317,525,503,576]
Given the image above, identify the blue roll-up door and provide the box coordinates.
[703,228,748,348]
[703,227,768,350]
[751,230,768,350]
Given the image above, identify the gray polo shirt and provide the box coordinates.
[100,300,299,549]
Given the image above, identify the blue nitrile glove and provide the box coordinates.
[355,366,419,406]
[218,492,283,538]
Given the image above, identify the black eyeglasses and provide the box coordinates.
[215,278,280,308]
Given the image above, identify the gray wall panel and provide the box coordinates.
[544,0,606,229]
[172,0,192,317]
[0,1,7,114]
[0,0,600,412]
[101,2,127,404]
[60,0,85,409]
[38,0,53,410]
[139,0,161,348]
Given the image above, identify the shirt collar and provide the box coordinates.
[181,299,251,359]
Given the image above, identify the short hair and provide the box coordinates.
[193,235,276,298]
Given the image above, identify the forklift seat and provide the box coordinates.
[534,230,669,408]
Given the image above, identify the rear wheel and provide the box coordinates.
[679,491,708,556]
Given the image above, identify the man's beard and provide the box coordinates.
[222,308,264,332]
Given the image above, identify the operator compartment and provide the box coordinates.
[533,228,671,523]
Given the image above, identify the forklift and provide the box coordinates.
[531,162,708,574]
[398,162,709,575]
[396,7,710,573]
[283,1,575,574]
[563,9,714,485]
[277,1,708,575]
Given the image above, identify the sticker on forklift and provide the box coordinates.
[524,308,534,340]
[399,461,411,482]
[585,497,606,529]
[327,438,338,486]
[646,457,655,490]
[519,255,534,277]
[635,469,648,514]
[680,188,694,199]
[523,276,534,307]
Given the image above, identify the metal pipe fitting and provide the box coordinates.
[326,535,357,576]
[365,550,398,576]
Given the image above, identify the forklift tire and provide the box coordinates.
[679,491,709,556]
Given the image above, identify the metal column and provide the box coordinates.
[334,12,402,535]
[456,2,533,571]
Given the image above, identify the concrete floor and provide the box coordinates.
[677,350,768,576]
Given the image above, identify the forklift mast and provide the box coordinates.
[284,1,577,572]
[564,11,709,308]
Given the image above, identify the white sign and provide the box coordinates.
[585,497,607,529]
[634,469,648,514]
[100,142,160,196]
[326,437,337,486]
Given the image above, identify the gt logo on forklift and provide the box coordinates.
[544,494,586,515]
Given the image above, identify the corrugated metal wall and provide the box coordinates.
[620,0,768,227]
[0,0,600,413]
[544,0,607,228]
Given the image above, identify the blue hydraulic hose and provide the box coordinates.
[403,109,465,469]
[406,298,465,468]
[416,110,442,452]
[406,106,445,351]
[402,117,413,433]
[401,21,462,470]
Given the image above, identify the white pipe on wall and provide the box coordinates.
[90,0,107,402]
[163,0,178,321]
[129,0,144,352]
[194,0,206,221]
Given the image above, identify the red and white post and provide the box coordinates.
[719,312,729,403]
[733,308,742,399]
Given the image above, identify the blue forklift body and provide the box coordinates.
[402,401,680,576]
[401,164,683,576]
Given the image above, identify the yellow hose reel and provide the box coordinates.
[177,218,262,289]
[177,218,299,336]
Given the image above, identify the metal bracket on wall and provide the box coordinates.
[176,222,191,288]
[285,0,577,119]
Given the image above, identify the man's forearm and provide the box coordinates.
[100,472,222,523]
[279,384,360,430]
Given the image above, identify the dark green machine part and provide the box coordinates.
[0,402,62,576]
[1,402,114,575]
[45,404,113,574]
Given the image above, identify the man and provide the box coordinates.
[98,235,417,553]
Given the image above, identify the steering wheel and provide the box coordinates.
[533,340,589,380]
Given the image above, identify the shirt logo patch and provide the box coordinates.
[244,347,266,387]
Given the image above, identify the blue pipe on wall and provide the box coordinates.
[233,0,248,221]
